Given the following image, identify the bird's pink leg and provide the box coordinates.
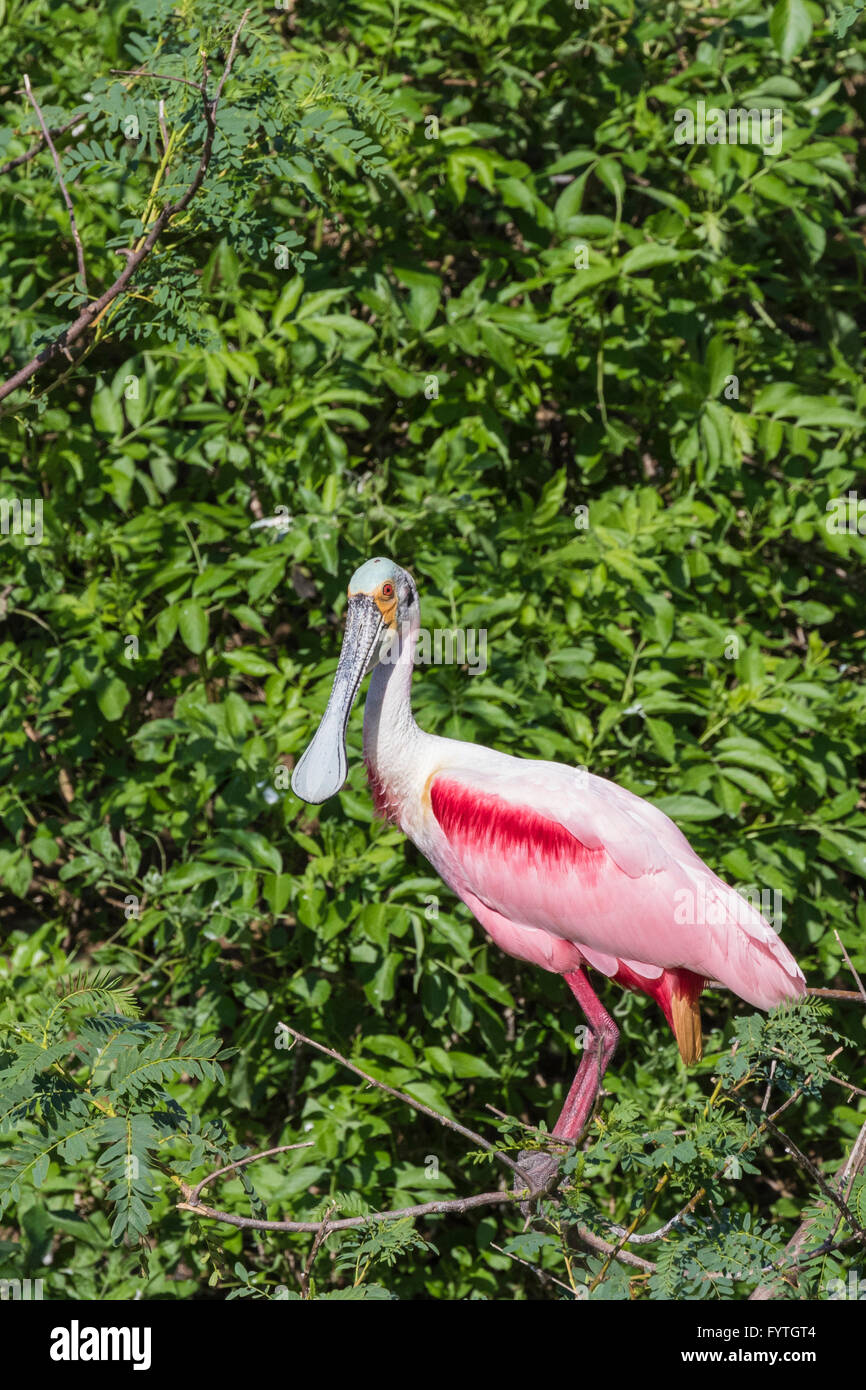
[551,967,619,1141]
[515,968,618,1202]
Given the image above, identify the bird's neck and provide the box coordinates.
[363,616,421,816]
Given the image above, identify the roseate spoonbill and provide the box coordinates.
[291,558,805,1182]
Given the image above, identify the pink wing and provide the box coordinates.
[425,761,804,1011]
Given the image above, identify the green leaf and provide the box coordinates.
[620,244,683,275]
[249,559,286,604]
[221,649,278,677]
[394,268,441,332]
[178,601,209,654]
[652,795,724,822]
[817,829,866,879]
[91,384,123,437]
[719,766,776,804]
[96,677,130,721]
[769,0,813,61]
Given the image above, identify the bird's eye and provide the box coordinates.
[381,582,395,599]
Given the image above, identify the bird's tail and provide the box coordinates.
[610,961,705,1065]
[669,974,704,1065]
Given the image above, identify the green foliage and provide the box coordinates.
[717,995,841,1094]
[0,969,234,1244]
[648,1211,782,1301]
[0,0,864,1300]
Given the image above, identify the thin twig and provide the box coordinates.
[755,1110,866,1242]
[0,8,251,406]
[300,1205,336,1299]
[110,69,204,91]
[761,1058,777,1114]
[489,1242,576,1295]
[833,929,866,1009]
[0,111,86,176]
[829,1072,866,1099]
[750,1118,866,1300]
[22,76,87,289]
[213,20,247,104]
[185,1142,314,1206]
[284,1024,528,1184]
[484,1101,569,1148]
[157,100,170,155]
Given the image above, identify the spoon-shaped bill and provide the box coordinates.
[291,596,384,804]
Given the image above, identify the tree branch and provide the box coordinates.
[282,1023,534,1185]
[22,76,87,290]
[176,1175,657,1277]
[109,69,204,91]
[808,988,863,1001]
[0,111,87,177]
[756,1110,866,1242]
[185,1141,314,1206]
[177,1185,528,1232]
[750,1118,866,1300]
[833,928,866,1009]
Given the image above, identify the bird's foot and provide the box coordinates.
[512,1148,564,1215]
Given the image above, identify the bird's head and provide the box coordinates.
[291,558,418,804]
[345,556,419,631]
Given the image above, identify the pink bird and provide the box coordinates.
[292,558,806,1182]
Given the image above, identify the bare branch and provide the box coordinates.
[177,1186,525,1231]
[176,1177,657,1277]
[109,69,204,91]
[0,111,86,177]
[22,76,87,290]
[808,988,863,1001]
[833,929,866,1009]
[283,1023,532,1184]
[754,1110,866,1243]
[186,1142,314,1206]
[750,1118,866,1300]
